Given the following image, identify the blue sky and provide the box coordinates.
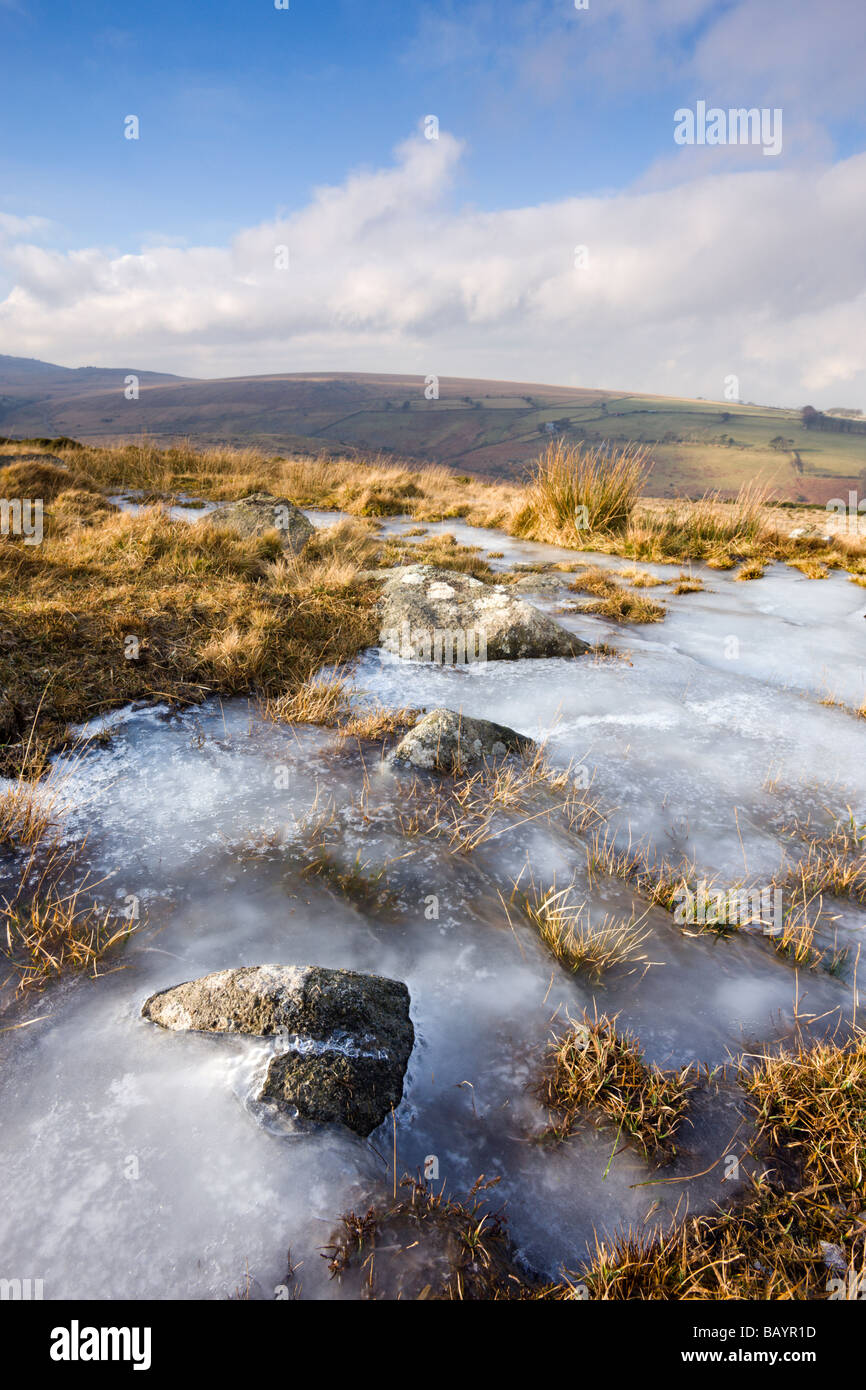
[0,1,707,247]
[1,0,864,406]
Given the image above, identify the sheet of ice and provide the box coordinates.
[107,492,220,524]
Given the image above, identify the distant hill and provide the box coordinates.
[0,355,863,499]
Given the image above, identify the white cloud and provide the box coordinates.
[0,130,864,408]
[0,212,51,238]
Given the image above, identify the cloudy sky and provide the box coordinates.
[1,0,864,407]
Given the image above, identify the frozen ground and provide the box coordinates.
[0,515,862,1299]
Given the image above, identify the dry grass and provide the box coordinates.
[323,1175,533,1300]
[517,876,650,979]
[538,1012,696,1163]
[574,1033,866,1300]
[0,489,379,775]
[566,567,666,623]
[4,437,861,779]
[735,558,766,581]
[1,877,136,993]
[7,437,865,590]
[512,440,652,537]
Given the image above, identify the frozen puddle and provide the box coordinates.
[0,522,863,1300]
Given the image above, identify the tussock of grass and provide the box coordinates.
[263,667,418,743]
[585,829,690,914]
[513,440,651,537]
[574,1034,866,1300]
[786,812,866,903]
[430,748,606,853]
[324,1176,531,1300]
[744,1035,865,1193]
[671,573,704,594]
[0,458,97,500]
[566,567,666,623]
[616,567,665,588]
[1,879,136,993]
[338,705,420,743]
[379,530,494,579]
[264,670,355,727]
[538,1012,696,1162]
[586,827,850,973]
[517,877,650,979]
[735,558,766,581]
[302,849,394,911]
[0,755,59,849]
[628,479,776,564]
[788,557,829,579]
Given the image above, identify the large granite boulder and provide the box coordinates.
[392,708,535,772]
[212,492,314,553]
[380,564,590,663]
[142,964,413,1137]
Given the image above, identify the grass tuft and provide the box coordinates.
[513,439,651,537]
[538,1011,696,1162]
[517,877,650,979]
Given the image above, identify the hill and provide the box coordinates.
[0,356,863,499]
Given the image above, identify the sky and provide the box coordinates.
[0,0,864,407]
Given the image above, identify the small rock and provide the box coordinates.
[789,525,832,544]
[0,452,66,468]
[392,707,535,772]
[509,572,570,594]
[142,964,414,1137]
[212,492,314,553]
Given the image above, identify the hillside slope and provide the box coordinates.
[0,357,862,498]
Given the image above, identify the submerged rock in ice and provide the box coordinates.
[392,707,536,772]
[141,964,414,1137]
